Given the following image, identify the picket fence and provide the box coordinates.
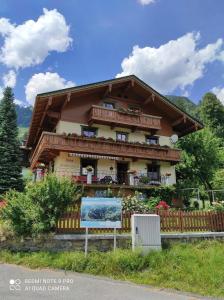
[56,209,224,233]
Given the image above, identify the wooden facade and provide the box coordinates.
[30,132,181,169]
[88,105,161,131]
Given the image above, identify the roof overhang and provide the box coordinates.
[26,75,203,147]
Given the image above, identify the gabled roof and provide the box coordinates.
[26,75,203,147]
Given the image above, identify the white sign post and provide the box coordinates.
[113,227,117,251]
[85,227,88,257]
[80,197,122,253]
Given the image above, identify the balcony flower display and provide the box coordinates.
[127,170,137,175]
[156,200,170,210]
[165,173,171,177]
[86,165,94,173]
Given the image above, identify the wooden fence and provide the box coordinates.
[56,210,224,234]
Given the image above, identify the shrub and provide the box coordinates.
[147,186,176,206]
[1,175,81,237]
[122,192,150,213]
[1,190,40,236]
[144,196,160,210]
[209,201,224,212]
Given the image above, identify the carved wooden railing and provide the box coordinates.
[89,105,161,130]
[30,132,181,168]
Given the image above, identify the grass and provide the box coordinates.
[0,241,224,298]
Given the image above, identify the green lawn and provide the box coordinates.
[0,241,224,298]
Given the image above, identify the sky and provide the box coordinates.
[0,0,224,106]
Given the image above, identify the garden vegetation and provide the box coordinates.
[0,241,223,298]
[0,175,81,236]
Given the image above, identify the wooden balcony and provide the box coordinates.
[89,105,161,131]
[30,132,181,168]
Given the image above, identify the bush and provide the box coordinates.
[122,192,149,213]
[1,190,40,236]
[1,175,81,237]
[147,186,176,206]
[209,201,224,212]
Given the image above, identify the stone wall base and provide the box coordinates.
[1,232,224,253]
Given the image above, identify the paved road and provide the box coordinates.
[0,263,214,300]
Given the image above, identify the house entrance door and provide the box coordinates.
[117,162,129,185]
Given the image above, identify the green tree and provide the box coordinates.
[176,129,223,204]
[0,87,23,195]
[198,93,224,142]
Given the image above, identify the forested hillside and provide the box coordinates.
[15,105,32,128]
[166,95,199,118]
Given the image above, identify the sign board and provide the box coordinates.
[80,197,122,228]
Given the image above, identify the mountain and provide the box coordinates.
[15,105,32,128]
[166,95,199,118]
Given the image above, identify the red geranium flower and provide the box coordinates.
[156,200,170,210]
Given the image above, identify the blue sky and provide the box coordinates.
[0,0,224,106]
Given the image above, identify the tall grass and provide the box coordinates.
[0,241,224,298]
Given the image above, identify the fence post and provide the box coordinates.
[179,210,183,232]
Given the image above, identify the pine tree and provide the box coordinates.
[0,87,23,195]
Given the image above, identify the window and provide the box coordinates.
[116,132,128,142]
[103,102,115,109]
[82,127,97,138]
[147,164,160,181]
[145,135,159,145]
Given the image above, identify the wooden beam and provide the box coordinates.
[122,80,133,96]
[144,93,155,105]
[179,123,198,136]
[172,115,187,127]
[61,92,72,111]
[34,97,52,144]
[103,83,112,98]
[46,110,61,119]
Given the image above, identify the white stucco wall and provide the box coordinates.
[53,151,176,185]
[54,152,80,176]
[160,162,176,185]
[55,121,172,147]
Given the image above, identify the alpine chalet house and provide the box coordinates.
[26,75,202,196]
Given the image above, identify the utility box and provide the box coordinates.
[131,214,161,253]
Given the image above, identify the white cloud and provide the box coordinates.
[116,32,223,94]
[2,70,16,87]
[25,72,75,106]
[211,87,224,104]
[14,99,24,106]
[0,18,14,36]
[138,0,155,5]
[0,8,72,69]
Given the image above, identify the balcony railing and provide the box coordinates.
[54,170,170,186]
[89,105,161,130]
[30,132,181,168]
